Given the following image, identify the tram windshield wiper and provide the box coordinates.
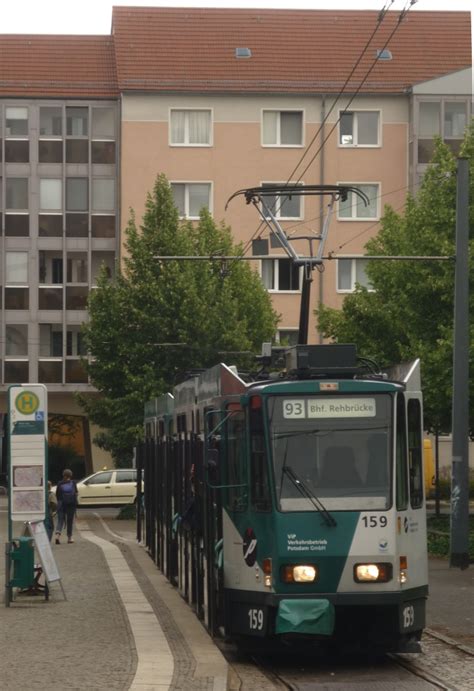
[282,466,337,527]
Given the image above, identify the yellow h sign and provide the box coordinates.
[15,391,40,416]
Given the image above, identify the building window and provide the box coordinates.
[38,360,62,384]
[91,252,114,284]
[5,107,28,136]
[92,107,116,138]
[40,324,63,357]
[66,139,88,163]
[277,329,299,346]
[5,288,29,310]
[66,359,88,383]
[338,184,378,220]
[262,183,302,219]
[92,179,115,212]
[91,215,115,238]
[66,214,88,238]
[5,140,29,163]
[6,178,28,210]
[67,327,87,356]
[5,361,29,384]
[337,258,373,292]
[39,251,63,284]
[6,325,28,356]
[39,214,63,238]
[418,101,440,164]
[40,107,62,136]
[66,286,88,310]
[6,252,28,284]
[171,182,211,218]
[67,253,88,283]
[91,141,115,164]
[66,178,88,211]
[418,99,470,163]
[38,287,63,310]
[5,215,29,237]
[66,107,88,136]
[261,258,301,291]
[40,179,62,211]
[39,140,63,163]
[170,110,211,145]
[443,101,467,156]
[339,111,380,146]
[262,111,303,146]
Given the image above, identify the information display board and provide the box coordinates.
[8,385,48,523]
[26,521,61,584]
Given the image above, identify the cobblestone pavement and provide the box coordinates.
[1,497,472,691]
[0,502,228,691]
[0,522,136,691]
[88,514,222,691]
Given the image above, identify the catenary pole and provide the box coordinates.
[450,157,470,569]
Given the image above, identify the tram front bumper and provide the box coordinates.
[275,598,335,635]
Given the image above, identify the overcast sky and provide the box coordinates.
[1,0,472,35]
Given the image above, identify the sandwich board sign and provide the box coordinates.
[8,384,48,526]
[26,521,61,585]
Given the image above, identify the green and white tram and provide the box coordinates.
[140,344,428,653]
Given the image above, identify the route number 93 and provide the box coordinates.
[248,608,264,631]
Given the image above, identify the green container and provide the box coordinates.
[10,537,35,588]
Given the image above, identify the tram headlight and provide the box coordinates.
[354,563,392,583]
[281,564,318,583]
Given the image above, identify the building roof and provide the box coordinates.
[111,7,471,94]
[0,9,470,99]
[0,35,118,98]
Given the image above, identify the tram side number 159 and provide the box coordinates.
[246,607,267,635]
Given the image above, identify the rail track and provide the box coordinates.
[225,628,474,691]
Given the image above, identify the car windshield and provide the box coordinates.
[267,394,392,511]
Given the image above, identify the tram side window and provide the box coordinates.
[225,410,247,512]
[408,399,423,508]
[396,393,409,511]
[250,402,271,511]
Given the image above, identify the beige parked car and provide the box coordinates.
[74,468,141,507]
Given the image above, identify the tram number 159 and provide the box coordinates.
[248,608,265,632]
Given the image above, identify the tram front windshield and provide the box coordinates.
[268,394,392,511]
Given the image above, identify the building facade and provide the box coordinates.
[0,8,471,471]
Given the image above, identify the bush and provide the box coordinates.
[428,467,474,500]
[117,503,136,520]
[427,515,474,560]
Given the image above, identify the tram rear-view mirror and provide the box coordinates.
[205,448,219,472]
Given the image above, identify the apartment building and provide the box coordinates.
[0,8,471,471]
[113,7,471,342]
[0,36,119,472]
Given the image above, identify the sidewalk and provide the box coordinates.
[0,499,228,691]
[1,496,473,690]
[426,557,474,650]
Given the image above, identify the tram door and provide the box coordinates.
[202,407,224,636]
[395,392,428,590]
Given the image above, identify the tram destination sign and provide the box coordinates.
[283,397,376,419]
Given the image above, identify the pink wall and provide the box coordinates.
[120,118,408,342]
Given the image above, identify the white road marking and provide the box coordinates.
[79,525,174,691]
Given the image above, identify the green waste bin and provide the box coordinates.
[10,537,35,588]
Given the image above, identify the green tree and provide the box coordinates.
[317,123,474,436]
[78,174,278,464]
